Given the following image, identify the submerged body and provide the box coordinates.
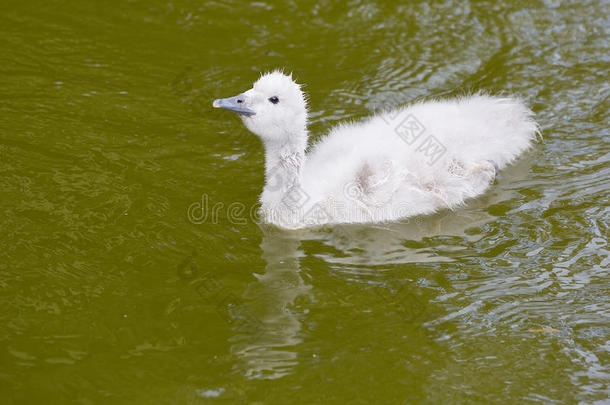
[213,72,539,229]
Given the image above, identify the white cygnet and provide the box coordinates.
[213,70,539,229]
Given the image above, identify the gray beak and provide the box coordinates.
[212,94,255,117]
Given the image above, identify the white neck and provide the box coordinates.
[260,131,307,211]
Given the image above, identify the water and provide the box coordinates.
[1,0,608,403]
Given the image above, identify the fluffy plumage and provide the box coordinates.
[213,70,539,229]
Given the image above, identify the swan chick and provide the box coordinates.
[213,70,539,229]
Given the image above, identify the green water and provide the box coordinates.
[1,0,609,403]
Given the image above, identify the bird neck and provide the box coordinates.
[263,139,306,194]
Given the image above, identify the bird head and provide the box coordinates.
[213,70,308,145]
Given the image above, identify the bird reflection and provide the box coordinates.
[230,227,311,379]
[229,168,527,379]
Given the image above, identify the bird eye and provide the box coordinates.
[268,96,279,104]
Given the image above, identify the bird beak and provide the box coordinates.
[212,94,255,117]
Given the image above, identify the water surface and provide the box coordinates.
[1,0,609,403]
